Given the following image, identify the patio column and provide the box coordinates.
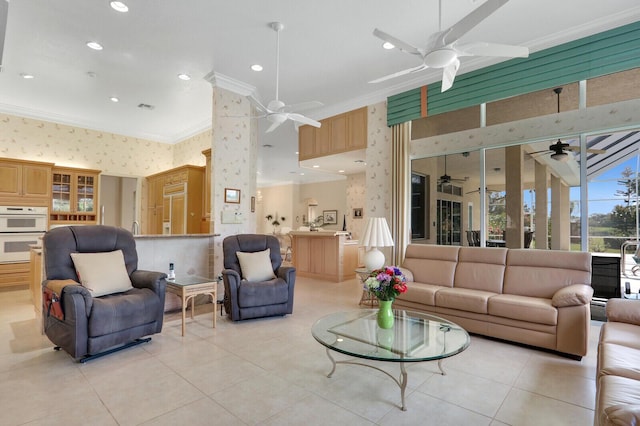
[505,145,524,248]
[550,175,570,250]
[534,161,549,249]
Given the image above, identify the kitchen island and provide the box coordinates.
[290,231,360,282]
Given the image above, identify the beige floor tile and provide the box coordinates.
[140,396,245,426]
[378,390,492,426]
[417,368,511,417]
[495,388,595,426]
[259,394,374,426]
[210,371,311,424]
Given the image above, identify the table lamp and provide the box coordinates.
[361,217,394,270]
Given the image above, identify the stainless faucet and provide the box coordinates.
[132,221,140,235]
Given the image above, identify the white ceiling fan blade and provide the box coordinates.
[265,119,284,133]
[280,101,323,113]
[247,93,270,114]
[456,42,529,58]
[288,113,321,128]
[440,0,509,46]
[369,64,428,84]
[373,28,422,55]
[441,58,460,92]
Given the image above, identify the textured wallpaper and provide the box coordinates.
[0,113,174,175]
[172,129,211,167]
[346,172,366,239]
[366,102,392,220]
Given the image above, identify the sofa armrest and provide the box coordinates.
[606,298,640,325]
[551,284,593,308]
[602,404,640,426]
[276,265,296,285]
[222,269,242,320]
[398,267,414,283]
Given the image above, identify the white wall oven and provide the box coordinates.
[0,206,48,263]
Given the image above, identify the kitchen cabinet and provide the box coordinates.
[0,158,53,206]
[290,231,358,282]
[0,262,30,289]
[298,107,367,161]
[145,165,204,235]
[50,166,100,225]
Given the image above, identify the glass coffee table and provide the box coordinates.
[311,309,470,411]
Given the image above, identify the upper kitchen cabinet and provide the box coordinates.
[0,158,53,206]
[145,165,205,235]
[298,107,367,161]
[50,166,100,225]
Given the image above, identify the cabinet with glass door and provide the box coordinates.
[50,166,101,225]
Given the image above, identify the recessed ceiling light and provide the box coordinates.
[312,165,319,168]
[295,151,299,155]
[110,97,119,103]
[300,173,305,176]
[177,73,191,81]
[262,144,273,148]
[338,170,345,173]
[19,73,34,79]
[251,64,263,72]
[86,41,103,50]
[354,159,366,164]
[110,1,129,12]
[382,42,395,50]
[137,103,155,110]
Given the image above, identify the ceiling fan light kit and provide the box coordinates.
[369,0,528,92]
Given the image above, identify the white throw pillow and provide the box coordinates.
[236,249,276,282]
[70,250,133,297]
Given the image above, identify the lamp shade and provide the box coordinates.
[361,217,394,249]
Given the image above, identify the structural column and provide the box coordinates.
[534,161,549,249]
[505,145,524,248]
[550,175,570,250]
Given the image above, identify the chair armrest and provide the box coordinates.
[222,269,242,320]
[276,266,296,284]
[42,280,94,317]
[606,298,640,325]
[551,284,593,308]
[130,270,167,295]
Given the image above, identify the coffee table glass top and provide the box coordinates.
[166,275,213,287]
[312,309,470,363]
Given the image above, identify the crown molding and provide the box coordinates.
[203,71,258,98]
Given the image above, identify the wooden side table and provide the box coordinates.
[355,267,378,307]
[165,275,217,336]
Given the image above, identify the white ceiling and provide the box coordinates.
[1,1,640,186]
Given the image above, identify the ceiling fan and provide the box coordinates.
[369,0,529,92]
[249,22,323,133]
[528,88,606,162]
[466,187,500,195]
[438,155,467,184]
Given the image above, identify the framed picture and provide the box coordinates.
[251,196,255,212]
[353,208,363,218]
[323,210,337,225]
[224,188,240,204]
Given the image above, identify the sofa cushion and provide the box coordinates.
[600,322,640,350]
[488,294,557,325]
[238,277,289,308]
[454,247,507,293]
[402,245,459,288]
[88,287,160,337]
[395,282,443,306]
[598,343,640,381]
[70,250,133,297]
[504,249,591,298]
[597,375,640,426]
[435,288,496,314]
[606,299,640,326]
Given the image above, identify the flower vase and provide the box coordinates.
[377,299,394,329]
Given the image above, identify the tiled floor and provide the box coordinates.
[0,276,602,426]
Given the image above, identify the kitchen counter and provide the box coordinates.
[133,233,219,239]
[290,231,360,282]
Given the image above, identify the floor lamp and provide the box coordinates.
[361,217,394,271]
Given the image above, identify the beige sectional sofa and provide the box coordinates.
[393,245,593,358]
[596,298,640,425]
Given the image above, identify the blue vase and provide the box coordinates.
[377,299,394,329]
